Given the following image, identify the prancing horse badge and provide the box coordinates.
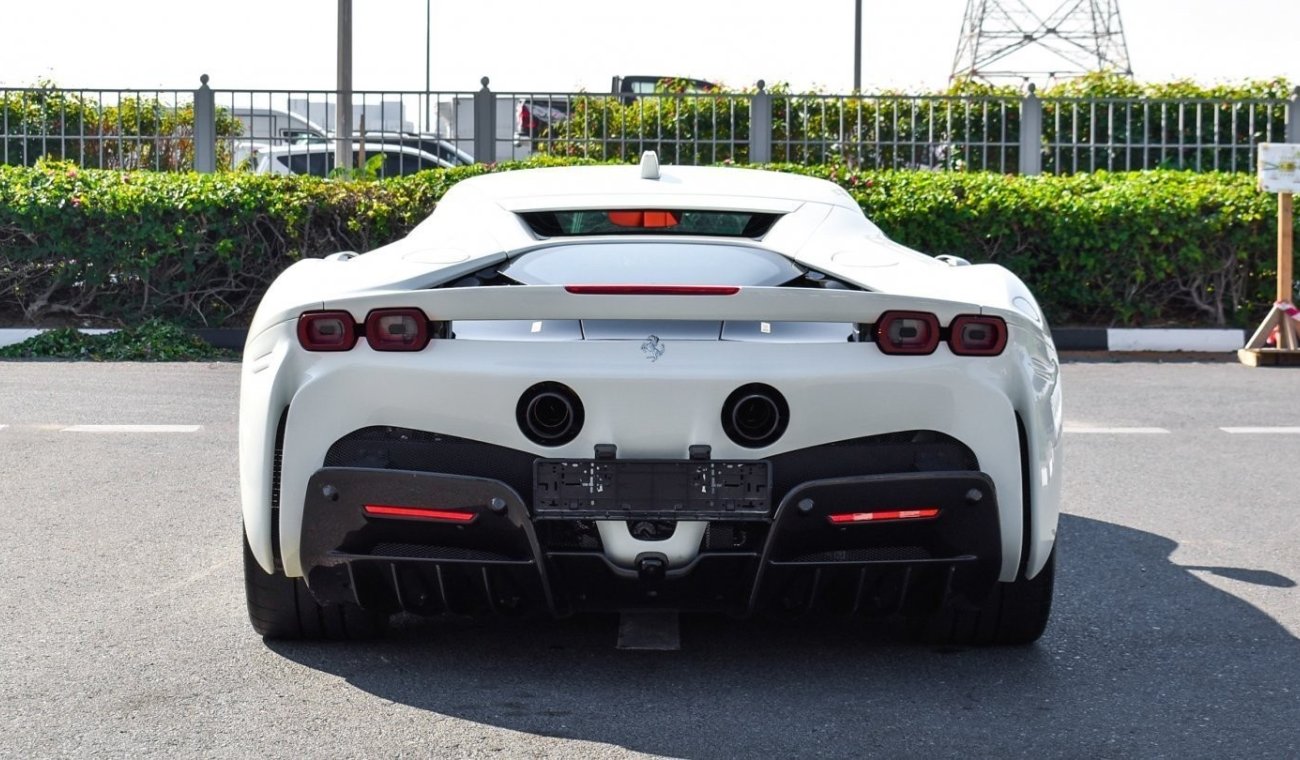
[641,335,665,362]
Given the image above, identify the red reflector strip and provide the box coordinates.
[363,504,477,523]
[565,285,740,296]
[827,508,940,525]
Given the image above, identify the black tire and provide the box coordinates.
[914,548,1055,646]
[243,531,387,640]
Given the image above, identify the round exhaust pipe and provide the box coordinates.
[722,384,789,448]
[517,382,584,446]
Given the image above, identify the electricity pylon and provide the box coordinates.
[951,0,1133,85]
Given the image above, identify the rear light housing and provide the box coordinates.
[949,315,1008,356]
[297,311,357,351]
[873,311,941,355]
[365,308,430,351]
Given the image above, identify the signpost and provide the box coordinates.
[1240,143,1300,366]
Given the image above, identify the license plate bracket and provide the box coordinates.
[533,459,771,520]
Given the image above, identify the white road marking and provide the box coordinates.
[1220,427,1300,434]
[141,557,237,601]
[1065,426,1171,434]
[1106,328,1245,352]
[61,424,202,433]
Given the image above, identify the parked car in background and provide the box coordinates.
[228,108,334,170]
[247,142,454,177]
[228,105,473,171]
[228,107,328,143]
[517,75,719,146]
[293,131,474,167]
[611,75,718,104]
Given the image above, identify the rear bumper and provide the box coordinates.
[299,465,1001,617]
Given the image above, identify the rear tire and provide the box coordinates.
[914,548,1055,646]
[243,531,387,640]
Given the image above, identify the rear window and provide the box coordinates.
[520,210,780,238]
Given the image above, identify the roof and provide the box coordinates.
[446,163,862,213]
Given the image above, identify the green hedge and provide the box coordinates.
[0,158,1290,328]
[783,164,1286,326]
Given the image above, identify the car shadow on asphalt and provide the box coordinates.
[267,514,1300,757]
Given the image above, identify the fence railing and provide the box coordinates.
[3,77,1298,175]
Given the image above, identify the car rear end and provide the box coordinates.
[243,282,1057,625]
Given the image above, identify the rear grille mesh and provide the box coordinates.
[270,407,288,509]
[792,546,932,562]
[325,427,536,499]
[368,543,512,562]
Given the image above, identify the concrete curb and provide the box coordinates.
[0,326,1248,353]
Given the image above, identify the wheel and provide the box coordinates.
[913,548,1055,646]
[243,530,387,640]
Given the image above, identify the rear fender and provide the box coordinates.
[1001,318,1063,579]
[239,319,300,573]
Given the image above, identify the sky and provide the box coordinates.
[1,0,1297,93]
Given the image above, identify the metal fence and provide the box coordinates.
[0,86,202,171]
[3,77,1298,175]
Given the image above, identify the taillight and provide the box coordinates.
[363,504,477,523]
[365,308,429,351]
[605,210,681,228]
[950,315,1008,356]
[565,284,740,295]
[873,311,941,355]
[828,508,940,525]
[297,311,356,351]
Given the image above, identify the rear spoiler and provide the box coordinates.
[319,285,985,324]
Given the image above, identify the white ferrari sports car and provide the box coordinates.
[240,154,1062,645]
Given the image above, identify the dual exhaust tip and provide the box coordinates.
[516,382,789,449]
[517,382,585,446]
[721,384,788,448]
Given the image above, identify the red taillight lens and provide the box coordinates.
[297,311,356,351]
[365,308,429,351]
[565,284,740,295]
[873,311,941,355]
[828,508,940,525]
[363,504,477,523]
[950,315,1008,356]
[605,210,681,228]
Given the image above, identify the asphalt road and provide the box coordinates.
[1,360,1298,759]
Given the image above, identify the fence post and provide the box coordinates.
[1288,86,1300,144]
[193,74,216,173]
[474,77,496,164]
[1019,83,1042,176]
[749,80,772,165]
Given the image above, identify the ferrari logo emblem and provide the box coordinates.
[641,335,665,362]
